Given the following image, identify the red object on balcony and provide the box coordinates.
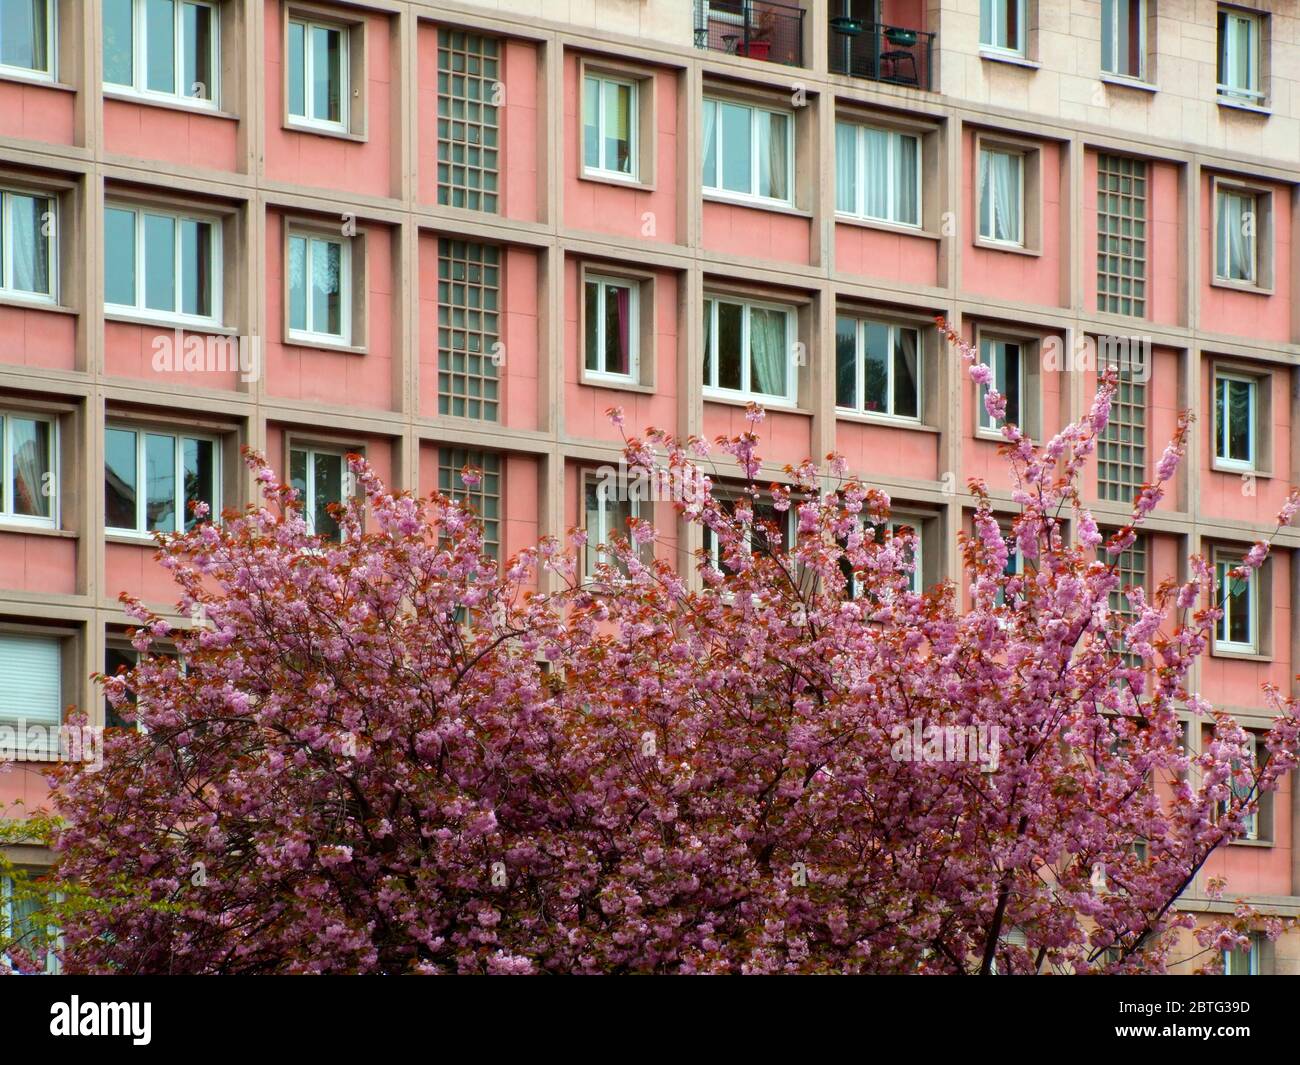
[737,39,772,59]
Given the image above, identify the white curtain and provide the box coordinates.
[749,307,786,397]
[759,111,789,201]
[835,122,856,214]
[701,99,718,188]
[9,417,49,518]
[9,194,48,295]
[863,127,889,220]
[1220,191,1251,280]
[984,150,1020,242]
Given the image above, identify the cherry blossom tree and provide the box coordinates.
[32,324,1300,974]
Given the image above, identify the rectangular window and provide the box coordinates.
[1217,7,1263,102]
[834,122,920,227]
[1096,154,1147,317]
[103,0,218,104]
[846,518,923,598]
[584,275,638,381]
[438,238,500,420]
[980,0,1026,55]
[287,231,350,343]
[583,74,636,180]
[583,474,646,578]
[1224,934,1261,975]
[702,98,792,206]
[1215,553,1257,654]
[703,296,795,404]
[703,493,793,571]
[437,448,501,561]
[1107,530,1147,617]
[1097,370,1146,502]
[104,203,221,324]
[1215,187,1258,284]
[978,338,1023,432]
[1101,0,1144,79]
[0,187,55,301]
[0,632,61,725]
[835,317,920,421]
[287,16,346,130]
[289,447,346,542]
[1214,372,1256,471]
[0,411,54,527]
[104,426,218,535]
[437,29,500,212]
[979,147,1024,246]
[0,0,54,78]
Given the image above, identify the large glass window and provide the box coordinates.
[290,447,346,541]
[835,317,920,421]
[583,74,636,180]
[1214,372,1257,470]
[584,275,638,381]
[0,0,54,78]
[703,296,794,403]
[102,0,217,104]
[1215,553,1257,654]
[978,147,1024,246]
[834,123,920,227]
[1215,187,1259,284]
[1217,7,1263,103]
[104,203,220,324]
[0,188,55,300]
[702,98,792,205]
[980,0,1026,55]
[978,338,1023,432]
[287,16,346,130]
[583,474,648,578]
[104,426,217,535]
[287,231,349,343]
[0,411,54,526]
[1101,0,1144,80]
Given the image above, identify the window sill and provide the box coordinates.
[1210,645,1270,663]
[702,192,809,219]
[703,391,807,415]
[283,118,367,143]
[1227,837,1273,849]
[1210,276,1273,296]
[285,333,367,355]
[0,67,68,91]
[835,410,939,433]
[1217,95,1270,116]
[0,522,71,538]
[106,532,165,546]
[0,292,70,315]
[105,311,237,335]
[973,236,1040,258]
[1099,73,1157,94]
[580,169,655,194]
[834,214,939,241]
[978,50,1040,71]
[580,373,655,395]
[1210,460,1269,479]
[103,88,236,121]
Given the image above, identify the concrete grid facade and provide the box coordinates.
[0,0,1299,972]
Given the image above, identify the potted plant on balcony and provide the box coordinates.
[737,6,775,60]
[829,15,864,36]
[884,26,918,48]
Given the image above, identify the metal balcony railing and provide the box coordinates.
[693,0,806,69]
[829,20,934,91]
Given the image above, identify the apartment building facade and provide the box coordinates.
[0,0,1297,973]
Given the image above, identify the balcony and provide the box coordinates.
[693,0,806,69]
[829,18,934,91]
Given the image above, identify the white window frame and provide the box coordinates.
[977,337,1025,434]
[980,0,1027,56]
[0,631,62,727]
[836,317,922,423]
[286,15,349,133]
[854,517,923,597]
[0,186,57,303]
[104,425,221,537]
[103,202,223,327]
[703,493,795,571]
[1215,187,1258,285]
[584,274,639,383]
[582,73,638,182]
[835,122,922,228]
[1214,553,1258,655]
[102,0,220,108]
[0,0,56,81]
[290,446,352,539]
[1223,933,1261,974]
[701,97,795,208]
[582,470,646,578]
[287,230,351,345]
[702,295,797,406]
[1217,7,1263,103]
[0,411,57,529]
[1214,371,1257,471]
[978,147,1026,247]
[1101,0,1146,80]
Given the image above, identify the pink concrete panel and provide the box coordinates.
[963,130,1063,308]
[0,531,76,595]
[0,762,54,808]
[107,541,182,607]
[263,5,393,198]
[834,421,940,484]
[703,404,812,469]
[561,53,678,244]
[1201,738,1294,898]
[835,223,939,288]
[263,213,397,412]
[702,201,811,266]
[0,80,74,144]
[1199,173,1292,343]
[1198,355,1292,524]
[103,320,242,391]
[103,98,239,172]
[0,305,76,371]
[563,261,679,441]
